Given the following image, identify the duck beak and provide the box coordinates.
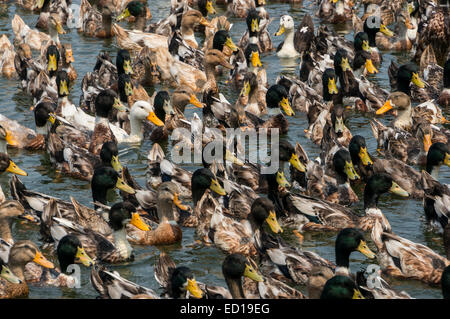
[225,149,244,166]
[209,178,226,195]
[265,211,283,233]
[186,278,203,298]
[365,59,378,74]
[328,77,338,94]
[353,289,365,299]
[5,130,19,147]
[274,25,285,36]
[330,0,339,3]
[173,193,189,211]
[147,111,164,126]
[6,160,27,176]
[206,0,216,14]
[123,59,133,75]
[376,99,393,115]
[124,82,133,96]
[113,98,126,112]
[225,37,238,52]
[115,177,135,194]
[280,97,295,116]
[380,24,394,37]
[199,17,212,27]
[359,147,373,166]
[251,18,260,33]
[357,240,376,259]
[344,161,360,180]
[362,40,370,52]
[48,54,58,72]
[75,246,95,267]
[33,250,54,269]
[276,171,291,188]
[423,134,432,153]
[244,263,263,282]
[59,79,69,96]
[257,0,265,4]
[55,20,66,34]
[111,155,123,173]
[189,94,204,108]
[117,8,131,21]
[340,57,352,72]
[0,265,22,284]
[130,212,150,231]
[408,2,414,14]
[65,49,74,63]
[289,153,306,172]
[411,72,425,88]
[334,116,345,134]
[19,212,37,223]
[444,153,450,167]
[251,51,262,68]
[389,181,409,197]
[35,0,45,9]
[48,113,56,124]
[240,81,251,97]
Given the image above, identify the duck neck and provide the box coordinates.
[267,107,281,116]
[102,13,113,37]
[49,28,60,45]
[397,79,411,96]
[0,140,7,154]
[204,64,218,93]
[129,114,144,139]
[427,164,440,180]
[335,247,351,269]
[225,277,245,299]
[9,262,26,282]
[393,107,412,130]
[92,186,108,206]
[95,116,109,125]
[158,200,174,222]
[135,16,146,31]
[0,218,13,244]
[181,26,197,47]
[364,190,379,210]
[283,28,296,50]
[113,227,133,259]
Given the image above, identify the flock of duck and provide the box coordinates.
[0,0,449,300]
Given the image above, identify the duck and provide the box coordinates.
[259,84,294,135]
[388,61,431,103]
[352,32,379,77]
[371,217,450,285]
[320,275,365,299]
[125,182,186,246]
[0,258,23,299]
[0,240,55,298]
[11,14,51,51]
[274,14,314,58]
[348,135,374,181]
[362,15,394,64]
[0,153,27,177]
[178,9,211,50]
[238,8,272,54]
[0,201,28,246]
[79,0,116,38]
[61,43,76,81]
[376,11,418,52]
[117,0,149,31]
[317,0,354,24]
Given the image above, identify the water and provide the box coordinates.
[0,0,447,299]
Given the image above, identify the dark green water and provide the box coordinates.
[0,0,447,299]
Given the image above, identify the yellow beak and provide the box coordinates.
[48,113,56,124]
[5,130,19,147]
[189,94,204,108]
[59,79,69,96]
[276,171,291,188]
[357,240,376,259]
[6,160,27,176]
[225,149,244,166]
[251,18,260,33]
[265,211,283,233]
[274,25,285,36]
[0,265,21,284]
[280,97,295,116]
[115,177,135,194]
[362,40,370,52]
[55,21,66,34]
[389,181,409,197]
[186,278,203,298]
[244,263,263,282]
[48,54,57,72]
[380,24,394,37]
[199,17,212,27]
[341,57,352,72]
[365,59,378,74]
[147,111,164,127]
[123,59,133,75]
[225,37,238,52]
[334,116,346,134]
[33,250,55,269]
[376,99,393,115]
[130,212,150,231]
[206,0,216,14]
[359,147,373,166]
[240,81,251,97]
[111,155,123,173]
[423,134,432,153]
[65,49,74,63]
[344,161,360,180]
[124,82,133,96]
[411,72,425,88]
[251,51,262,68]
[117,8,131,21]
[75,246,95,267]
[113,98,126,112]
[173,193,189,211]
[353,289,365,299]
[328,78,338,95]
[289,153,306,172]
[209,178,226,196]
[36,0,45,9]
